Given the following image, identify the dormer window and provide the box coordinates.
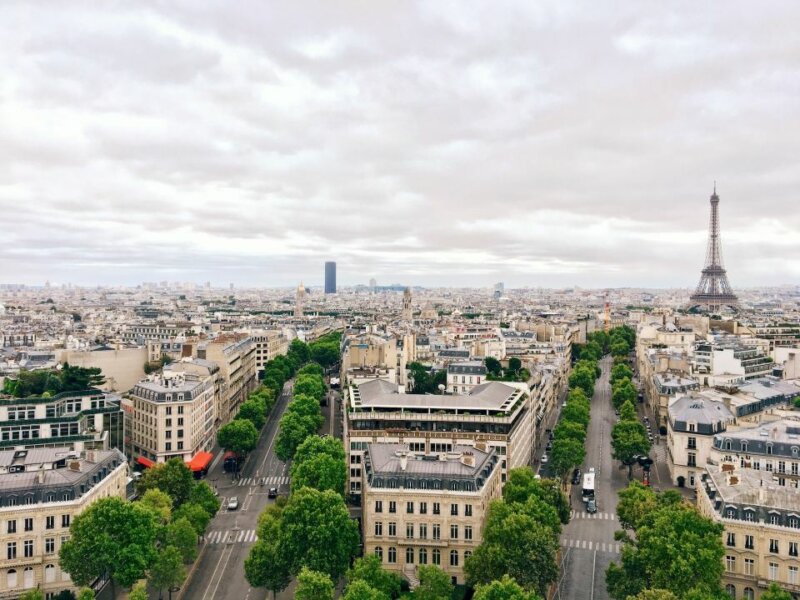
[767,444,773,455]
[725,440,732,451]
[689,423,697,433]
[742,442,748,453]
[726,508,737,519]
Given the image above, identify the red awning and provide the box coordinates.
[188,451,213,472]
[137,456,155,468]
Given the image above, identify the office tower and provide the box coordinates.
[325,261,337,294]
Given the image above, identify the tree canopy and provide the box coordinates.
[295,567,334,600]
[473,575,543,600]
[415,565,454,600]
[290,435,347,496]
[346,555,402,599]
[136,458,196,507]
[611,420,651,478]
[217,418,260,456]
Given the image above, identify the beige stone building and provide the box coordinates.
[197,334,257,425]
[0,447,127,599]
[697,465,800,599]
[248,329,289,374]
[128,368,216,466]
[361,443,502,586]
[344,380,533,499]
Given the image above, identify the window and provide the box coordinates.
[450,504,458,516]
[743,588,754,600]
[177,429,184,438]
[689,423,696,433]
[450,550,459,567]
[388,547,397,564]
[166,418,172,427]
[789,516,800,529]
[24,540,33,558]
[433,524,441,540]
[177,441,183,450]
[165,442,172,451]
[388,522,396,537]
[744,511,755,522]
[419,548,428,564]
[433,502,440,515]
[789,566,798,585]
[790,542,798,557]
[745,535,754,550]
[465,504,473,517]
[465,526,473,540]
[374,522,383,536]
[419,524,427,539]
[769,539,779,554]
[727,533,736,547]
[7,569,16,588]
[769,514,780,525]
[45,564,55,584]
[725,584,736,599]
[744,559,754,576]
[778,461,786,474]
[7,542,16,560]
[389,501,396,514]
[725,555,736,573]
[45,538,55,555]
[688,452,697,468]
[407,502,414,514]
[450,524,458,539]
[688,437,697,449]
[7,520,16,534]
[767,444,773,455]
[24,518,32,532]
[420,502,427,515]
[62,515,70,528]
[432,549,441,565]
[406,524,414,539]
[375,547,383,561]
[406,548,414,564]
[46,516,54,530]
[769,562,778,581]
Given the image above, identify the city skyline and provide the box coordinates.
[1,2,799,289]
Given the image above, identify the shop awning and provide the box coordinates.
[137,456,155,468]
[188,451,213,472]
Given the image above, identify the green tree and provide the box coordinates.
[149,546,186,600]
[347,555,402,599]
[619,399,637,421]
[611,340,630,357]
[291,435,347,495]
[280,487,360,580]
[581,341,603,361]
[612,379,636,410]
[136,458,195,507]
[606,503,725,599]
[568,367,595,397]
[508,357,522,373]
[760,583,793,600]
[139,488,173,524]
[415,565,454,600]
[297,362,323,377]
[629,591,679,600]
[549,437,586,480]
[245,538,291,599]
[473,575,542,600]
[616,482,657,530]
[172,502,211,537]
[466,509,559,596]
[502,470,569,524]
[237,398,267,430]
[561,402,590,428]
[288,394,324,421]
[289,339,311,364]
[188,481,221,517]
[19,590,45,600]
[553,420,587,443]
[129,582,149,600]
[310,343,339,367]
[59,497,158,599]
[76,589,96,600]
[611,420,651,478]
[294,374,326,402]
[166,517,198,563]
[295,567,334,600]
[611,363,633,386]
[485,357,502,376]
[343,580,389,600]
[217,418,260,456]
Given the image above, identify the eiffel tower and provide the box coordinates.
[690,184,738,311]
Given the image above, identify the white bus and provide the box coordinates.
[582,469,596,503]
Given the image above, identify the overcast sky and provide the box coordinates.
[1,1,798,289]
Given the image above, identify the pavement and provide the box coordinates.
[181,381,296,600]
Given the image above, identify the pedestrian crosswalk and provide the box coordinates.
[569,510,616,520]
[560,539,621,554]
[236,476,290,487]
[206,529,258,545]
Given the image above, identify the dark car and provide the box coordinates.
[268,487,278,499]
[545,441,553,452]
[571,468,582,485]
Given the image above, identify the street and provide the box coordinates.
[181,381,294,600]
[554,356,631,600]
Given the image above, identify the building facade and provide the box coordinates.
[198,334,257,426]
[0,447,128,599]
[446,362,487,395]
[325,262,337,294]
[361,443,502,586]
[697,465,800,600]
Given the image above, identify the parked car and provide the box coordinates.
[268,487,278,499]
[571,468,582,485]
[545,442,553,452]
[587,499,598,514]
[227,496,239,511]
[541,454,549,464]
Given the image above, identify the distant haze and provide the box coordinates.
[1,2,798,288]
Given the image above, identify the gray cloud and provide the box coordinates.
[0,0,798,289]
